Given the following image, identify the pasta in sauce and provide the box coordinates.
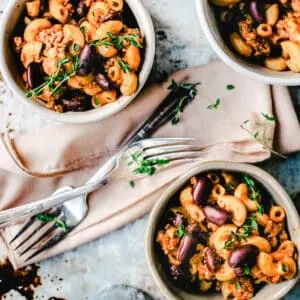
[156,171,298,300]
[12,0,144,112]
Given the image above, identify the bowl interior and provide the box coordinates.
[0,0,155,124]
[196,0,300,86]
[146,162,300,300]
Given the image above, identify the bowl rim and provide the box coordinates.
[146,161,300,300]
[195,0,300,86]
[0,0,155,124]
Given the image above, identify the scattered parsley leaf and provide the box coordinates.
[119,59,131,73]
[73,43,80,52]
[80,27,86,33]
[282,264,288,273]
[129,180,135,188]
[128,151,169,176]
[167,79,199,125]
[261,113,276,122]
[176,223,187,237]
[36,213,68,231]
[227,84,235,90]
[207,98,221,110]
[94,97,100,106]
[235,281,242,290]
[253,132,259,138]
[243,265,251,276]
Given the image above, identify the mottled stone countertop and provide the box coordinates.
[0,0,299,299]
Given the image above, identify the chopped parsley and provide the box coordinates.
[36,213,68,231]
[243,265,251,276]
[119,59,131,73]
[176,223,187,237]
[261,113,276,122]
[282,264,288,273]
[73,43,80,52]
[207,98,221,110]
[129,180,135,188]
[235,281,242,290]
[226,84,235,90]
[80,27,86,33]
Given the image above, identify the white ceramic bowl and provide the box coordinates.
[0,0,155,124]
[146,162,300,300]
[195,0,300,86]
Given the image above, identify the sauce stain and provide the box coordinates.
[0,258,41,299]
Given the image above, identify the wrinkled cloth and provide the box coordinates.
[0,61,299,269]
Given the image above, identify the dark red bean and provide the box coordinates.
[102,12,121,22]
[250,0,264,23]
[193,176,212,206]
[228,245,259,268]
[76,0,88,18]
[203,205,230,226]
[204,247,222,272]
[176,235,197,262]
[78,45,94,76]
[27,62,44,89]
[94,73,111,90]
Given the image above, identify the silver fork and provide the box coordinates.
[9,137,206,261]
[7,82,200,260]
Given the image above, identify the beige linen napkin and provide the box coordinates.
[0,61,299,269]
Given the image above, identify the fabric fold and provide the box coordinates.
[0,61,299,269]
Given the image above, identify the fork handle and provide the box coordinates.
[0,179,107,228]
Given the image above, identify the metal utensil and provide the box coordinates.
[8,83,199,260]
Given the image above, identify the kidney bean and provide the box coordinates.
[176,235,197,263]
[102,12,121,22]
[78,45,94,76]
[203,205,230,226]
[27,62,44,89]
[172,213,184,227]
[250,0,264,23]
[186,224,208,244]
[204,247,222,273]
[228,245,259,268]
[94,73,111,90]
[193,176,212,206]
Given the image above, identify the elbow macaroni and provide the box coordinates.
[156,171,298,299]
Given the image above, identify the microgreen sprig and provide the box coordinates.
[176,223,188,238]
[128,150,170,176]
[26,56,80,98]
[168,79,199,125]
[119,59,131,73]
[224,215,259,249]
[36,213,68,231]
[107,29,143,50]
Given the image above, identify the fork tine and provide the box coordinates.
[132,138,196,149]
[13,222,48,251]
[148,151,206,162]
[19,223,58,256]
[25,228,69,262]
[9,217,36,244]
[142,144,204,159]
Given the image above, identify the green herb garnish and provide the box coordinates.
[128,150,170,176]
[176,223,187,238]
[26,56,80,98]
[119,59,131,73]
[224,216,259,249]
[167,79,199,125]
[243,175,264,214]
[243,265,251,276]
[227,84,235,90]
[129,180,135,188]
[282,264,288,272]
[207,98,221,110]
[107,29,143,50]
[36,213,68,231]
[91,38,114,48]
[80,27,86,33]
[73,43,80,52]
[235,281,242,290]
[261,113,276,122]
